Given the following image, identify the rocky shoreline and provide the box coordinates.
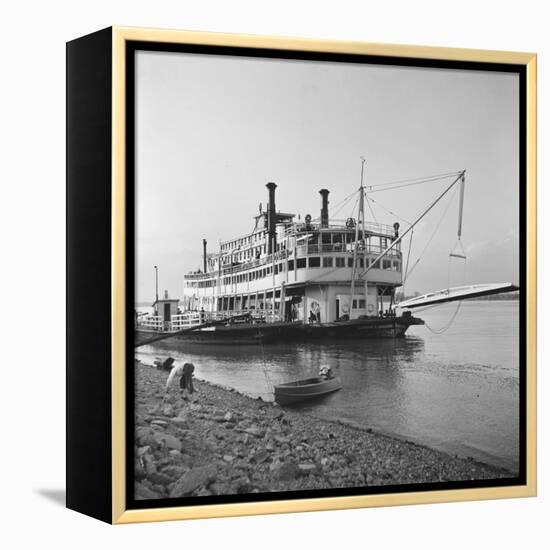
[134,360,511,500]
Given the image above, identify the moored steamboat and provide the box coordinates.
[136,178,425,344]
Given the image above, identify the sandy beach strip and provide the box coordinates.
[134,360,512,500]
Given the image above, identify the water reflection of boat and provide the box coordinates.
[274,376,342,405]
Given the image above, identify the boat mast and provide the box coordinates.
[350,157,366,317]
[361,161,369,313]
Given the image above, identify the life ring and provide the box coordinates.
[367,303,374,313]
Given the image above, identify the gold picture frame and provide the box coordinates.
[67,26,537,524]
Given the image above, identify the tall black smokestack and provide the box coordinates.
[266,182,277,254]
[319,188,330,228]
[202,239,207,273]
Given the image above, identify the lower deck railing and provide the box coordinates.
[135,309,283,332]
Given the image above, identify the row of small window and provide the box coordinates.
[292,257,399,270]
[188,257,400,288]
[221,230,266,252]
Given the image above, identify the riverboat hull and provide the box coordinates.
[135,314,424,346]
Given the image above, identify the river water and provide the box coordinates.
[135,301,520,472]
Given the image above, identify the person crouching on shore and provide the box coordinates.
[165,362,195,399]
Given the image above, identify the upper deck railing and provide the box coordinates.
[216,219,395,253]
[285,219,395,237]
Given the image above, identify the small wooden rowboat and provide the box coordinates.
[274,376,342,405]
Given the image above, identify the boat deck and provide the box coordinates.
[135,314,424,346]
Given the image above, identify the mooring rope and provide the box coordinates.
[256,322,274,397]
[424,301,463,334]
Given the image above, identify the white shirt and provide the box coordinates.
[165,363,185,390]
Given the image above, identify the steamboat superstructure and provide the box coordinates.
[185,182,405,323]
[136,181,424,343]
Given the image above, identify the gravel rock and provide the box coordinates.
[151,420,168,427]
[142,453,156,475]
[251,450,269,464]
[149,472,173,486]
[153,432,182,452]
[162,405,175,417]
[273,462,300,481]
[298,463,318,475]
[244,427,266,438]
[169,464,218,498]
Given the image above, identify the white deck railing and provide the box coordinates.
[136,309,282,332]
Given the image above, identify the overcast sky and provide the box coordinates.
[135,50,519,303]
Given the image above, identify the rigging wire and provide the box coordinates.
[402,230,414,296]
[330,190,361,219]
[366,171,463,190]
[329,188,360,214]
[446,238,468,291]
[364,189,378,224]
[367,195,412,226]
[368,175,460,194]
[348,193,361,224]
[404,183,460,281]
[330,197,362,218]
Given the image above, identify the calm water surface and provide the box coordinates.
[136,301,520,472]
